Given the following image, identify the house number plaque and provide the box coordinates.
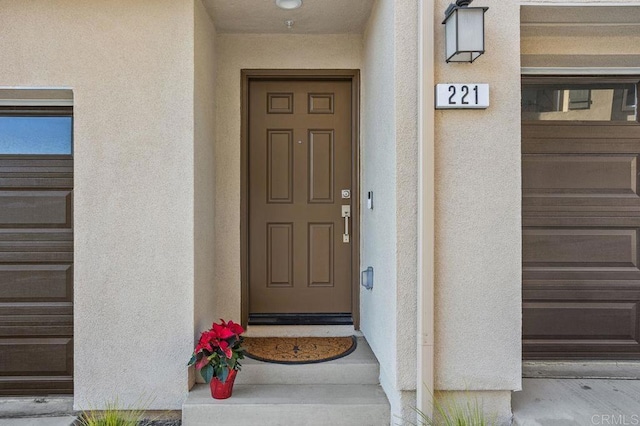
[435,83,489,109]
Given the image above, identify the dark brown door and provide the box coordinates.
[522,77,640,359]
[0,108,73,395]
[248,79,354,320]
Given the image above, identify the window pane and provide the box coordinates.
[0,116,72,154]
[522,83,637,122]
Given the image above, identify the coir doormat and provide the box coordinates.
[243,336,357,364]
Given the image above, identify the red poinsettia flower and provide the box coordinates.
[225,320,244,336]
[189,318,246,384]
[195,330,215,352]
[212,322,235,340]
[218,340,233,359]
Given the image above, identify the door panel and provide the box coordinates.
[248,80,353,317]
[0,156,73,394]
[523,117,640,359]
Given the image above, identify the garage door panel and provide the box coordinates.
[0,242,73,253]
[0,178,74,189]
[0,303,72,316]
[0,252,73,263]
[0,191,72,228]
[0,157,73,190]
[0,338,73,376]
[523,155,638,194]
[0,312,73,337]
[0,157,73,168]
[0,376,73,396]
[523,228,638,267]
[525,269,640,281]
[0,265,72,302]
[523,123,640,140]
[524,280,640,299]
[524,302,639,341]
[0,229,72,241]
[523,216,640,229]
[524,138,640,154]
[524,195,640,211]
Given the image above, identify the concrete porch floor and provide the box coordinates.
[512,378,640,425]
[182,337,390,425]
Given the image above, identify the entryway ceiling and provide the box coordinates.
[521,6,640,37]
[204,0,375,34]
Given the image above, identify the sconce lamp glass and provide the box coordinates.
[442,3,488,63]
[276,0,302,10]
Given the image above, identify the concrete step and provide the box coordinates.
[182,384,390,426]
[0,417,77,426]
[235,337,379,385]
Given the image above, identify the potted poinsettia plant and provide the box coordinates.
[188,319,246,399]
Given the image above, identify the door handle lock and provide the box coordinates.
[342,205,351,243]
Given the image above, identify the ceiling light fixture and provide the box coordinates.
[276,0,302,10]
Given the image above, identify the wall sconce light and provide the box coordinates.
[276,0,302,10]
[442,0,488,63]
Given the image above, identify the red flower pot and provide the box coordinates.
[210,369,237,399]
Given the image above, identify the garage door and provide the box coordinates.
[522,77,640,359]
[0,107,73,394]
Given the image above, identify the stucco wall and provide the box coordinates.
[361,0,398,394]
[213,34,362,322]
[0,0,195,409]
[433,0,522,400]
[361,0,419,420]
[521,35,640,55]
[521,0,640,4]
[194,1,217,340]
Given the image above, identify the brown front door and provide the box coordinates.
[247,77,356,322]
[522,77,640,359]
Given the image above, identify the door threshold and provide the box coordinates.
[248,313,352,326]
[245,325,361,338]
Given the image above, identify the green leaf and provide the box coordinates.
[220,367,229,384]
[201,364,214,384]
[187,354,196,366]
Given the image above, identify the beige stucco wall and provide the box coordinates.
[0,0,196,409]
[213,34,362,322]
[521,35,640,55]
[521,0,640,4]
[361,0,399,414]
[433,0,522,414]
[361,0,419,420]
[520,0,640,58]
[194,1,217,340]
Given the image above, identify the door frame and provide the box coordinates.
[240,69,361,329]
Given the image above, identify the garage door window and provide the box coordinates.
[0,108,72,154]
[522,81,638,122]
